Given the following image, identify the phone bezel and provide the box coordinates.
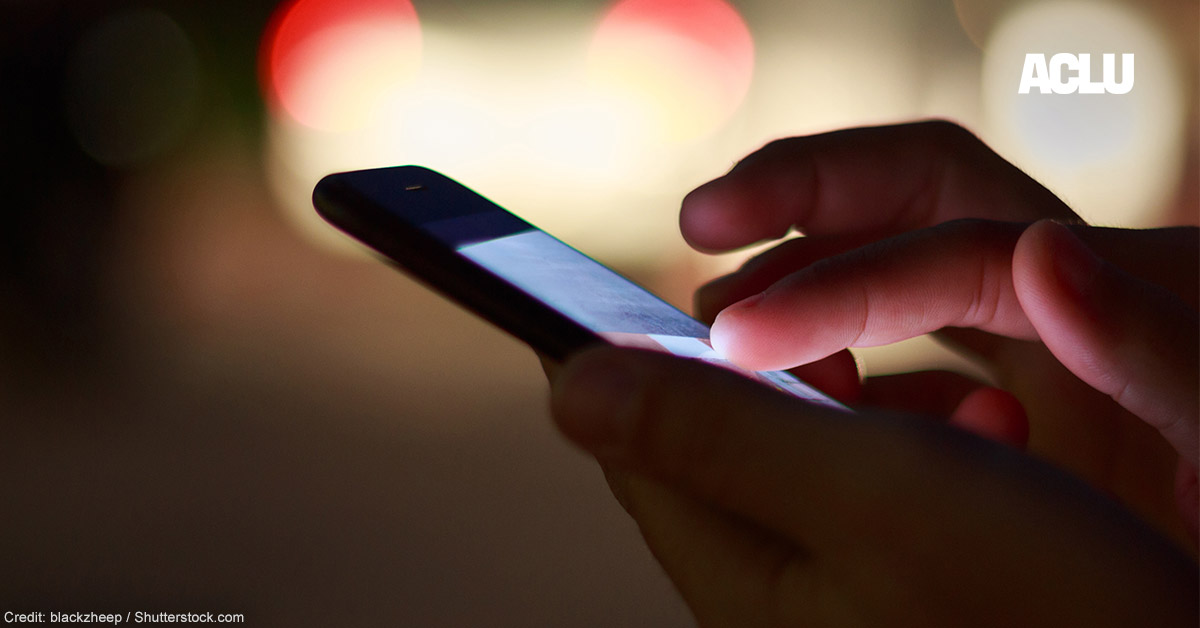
[313,166,603,362]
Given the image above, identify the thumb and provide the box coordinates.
[548,345,903,552]
[548,346,1065,555]
[548,345,1200,625]
[1013,220,1199,465]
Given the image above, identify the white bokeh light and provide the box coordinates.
[982,1,1185,226]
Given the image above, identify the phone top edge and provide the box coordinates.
[318,165,513,224]
[312,166,602,363]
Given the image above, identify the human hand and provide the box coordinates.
[680,121,1197,543]
[549,346,1199,627]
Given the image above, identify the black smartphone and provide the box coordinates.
[313,165,845,409]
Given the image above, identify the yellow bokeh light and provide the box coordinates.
[262,0,422,132]
[277,21,422,131]
[587,0,755,143]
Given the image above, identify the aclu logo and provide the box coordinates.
[1018,53,1134,94]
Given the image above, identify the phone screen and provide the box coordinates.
[314,166,846,410]
[422,205,844,409]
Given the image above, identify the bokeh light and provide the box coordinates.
[587,0,754,143]
[261,0,421,131]
[261,2,759,262]
[64,9,201,167]
[981,1,1185,226]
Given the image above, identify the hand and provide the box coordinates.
[543,120,1197,626]
[550,346,1199,627]
[681,121,1198,543]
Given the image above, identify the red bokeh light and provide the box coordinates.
[260,0,421,130]
[589,0,755,140]
[597,0,754,72]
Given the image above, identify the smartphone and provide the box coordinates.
[313,165,845,409]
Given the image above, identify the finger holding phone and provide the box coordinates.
[550,120,1199,627]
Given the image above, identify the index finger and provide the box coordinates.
[681,120,1079,252]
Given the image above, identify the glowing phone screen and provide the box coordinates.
[422,211,845,409]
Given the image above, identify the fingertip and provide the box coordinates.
[1016,220,1100,303]
[1011,220,1054,289]
[1011,220,1100,357]
[708,309,737,362]
[950,387,1029,448]
[680,179,742,252]
[1017,221,1200,458]
[1012,220,1097,320]
[709,294,771,369]
[711,290,839,372]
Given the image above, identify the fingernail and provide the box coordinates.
[1047,221,1102,300]
[710,293,763,359]
[553,352,639,456]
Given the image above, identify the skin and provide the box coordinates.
[546,121,1198,626]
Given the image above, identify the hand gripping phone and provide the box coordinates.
[313,165,844,409]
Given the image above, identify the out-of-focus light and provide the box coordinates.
[981,1,1185,226]
[734,0,922,146]
[261,0,421,131]
[261,2,930,266]
[65,9,200,167]
[588,0,754,143]
[263,10,707,262]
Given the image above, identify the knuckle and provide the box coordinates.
[918,118,979,146]
[928,219,1024,327]
[753,136,805,164]
[762,136,803,152]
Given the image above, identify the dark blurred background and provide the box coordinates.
[1,0,1196,625]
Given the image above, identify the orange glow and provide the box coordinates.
[260,0,421,131]
[588,0,754,142]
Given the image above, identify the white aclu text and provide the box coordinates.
[1018,53,1134,94]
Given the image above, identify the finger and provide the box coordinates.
[1013,220,1199,464]
[710,219,1036,371]
[950,386,1029,449]
[859,370,985,417]
[695,233,887,324]
[550,346,1057,555]
[551,346,900,551]
[700,227,1197,369]
[936,226,1197,365]
[550,345,1199,613]
[680,120,1076,252]
[784,349,862,404]
[860,371,1028,448]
